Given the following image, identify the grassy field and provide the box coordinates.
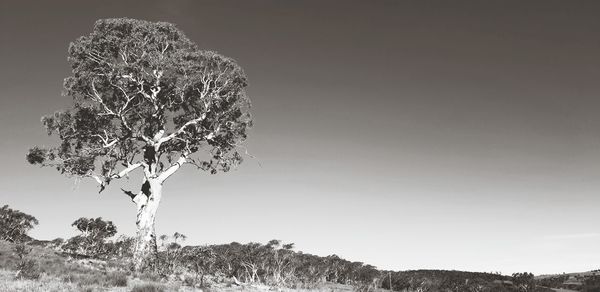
[0,267,358,292]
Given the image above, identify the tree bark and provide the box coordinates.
[133,178,163,270]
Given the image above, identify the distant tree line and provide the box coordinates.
[536,273,600,292]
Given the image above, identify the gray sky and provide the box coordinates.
[1,0,600,275]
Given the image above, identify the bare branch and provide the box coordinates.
[158,154,187,182]
[110,162,143,179]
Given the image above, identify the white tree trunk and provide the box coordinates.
[133,178,163,270]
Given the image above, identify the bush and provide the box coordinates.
[62,273,77,283]
[77,273,102,286]
[108,271,128,287]
[584,275,600,292]
[183,275,196,286]
[15,258,40,280]
[131,283,165,292]
[13,243,40,280]
[137,271,162,282]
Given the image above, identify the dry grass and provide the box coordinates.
[0,269,78,292]
[0,267,351,292]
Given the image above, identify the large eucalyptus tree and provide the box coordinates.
[27,18,252,269]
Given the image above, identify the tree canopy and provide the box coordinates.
[0,205,39,242]
[27,18,252,190]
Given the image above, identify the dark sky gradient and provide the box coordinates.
[1,0,600,274]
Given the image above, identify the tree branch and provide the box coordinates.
[158,113,207,145]
[90,81,116,116]
[110,162,143,179]
[121,188,137,201]
[158,154,187,183]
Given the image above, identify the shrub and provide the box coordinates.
[108,271,128,287]
[13,243,40,280]
[105,235,135,258]
[77,273,102,286]
[183,275,196,286]
[584,275,600,292]
[15,258,40,280]
[137,271,162,282]
[131,283,165,292]
[62,273,77,283]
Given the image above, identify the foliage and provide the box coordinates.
[584,275,600,292]
[535,274,569,289]
[27,17,252,190]
[512,272,536,292]
[190,240,383,289]
[13,244,40,280]
[380,269,514,292]
[181,245,216,287]
[0,205,39,243]
[63,217,117,258]
[27,17,253,269]
[142,232,188,277]
[104,235,135,258]
[107,271,128,287]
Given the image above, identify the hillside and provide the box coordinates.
[0,240,360,292]
[535,271,600,292]
[0,239,563,292]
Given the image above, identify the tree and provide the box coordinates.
[181,245,216,287]
[13,243,40,280]
[0,205,39,242]
[583,275,600,292]
[512,272,536,292]
[64,217,117,257]
[26,18,252,269]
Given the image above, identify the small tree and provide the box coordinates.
[512,272,536,292]
[13,243,40,280]
[26,18,252,269]
[104,235,135,258]
[0,205,39,242]
[65,217,117,257]
[154,232,187,277]
[182,246,216,287]
[584,275,600,292]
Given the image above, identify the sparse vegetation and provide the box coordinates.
[131,283,166,292]
[0,204,596,292]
